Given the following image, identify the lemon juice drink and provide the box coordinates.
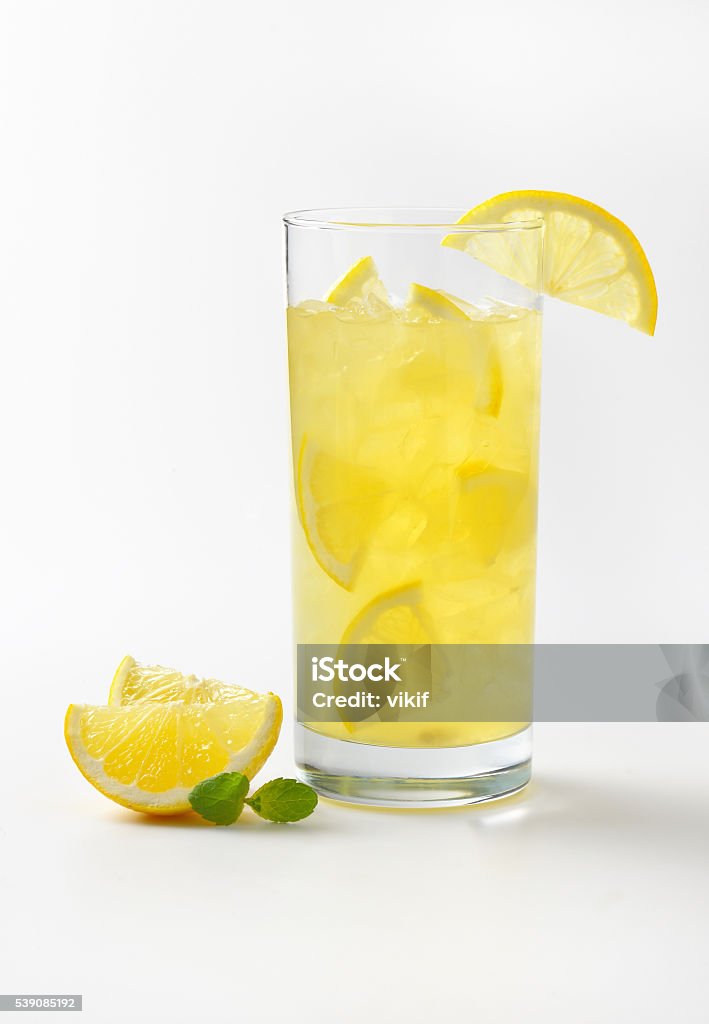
[285,209,544,806]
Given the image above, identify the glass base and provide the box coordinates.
[295,724,532,808]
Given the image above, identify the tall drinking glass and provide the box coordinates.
[285,209,543,806]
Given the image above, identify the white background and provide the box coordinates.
[1,2,708,1022]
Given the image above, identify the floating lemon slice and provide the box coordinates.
[406,283,504,416]
[297,438,387,589]
[341,583,436,645]
[325,255,390,307]
[407,283,473,320]
[66,659,282,815]
[332,584,437,735]
[455,460,530,565]
[443,191,657,335]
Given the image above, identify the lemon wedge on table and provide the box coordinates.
[444,191,658,335]
[65,658,282,815]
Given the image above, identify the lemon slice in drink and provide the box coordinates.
[406,283,504,416]
[332,584,436,736]
[443,191,658,335]
[407,283,473,321]
[297,438,387,589]
[66,661,282,815]
[325,255,390,307]
[455,460,530,564]
[341,583,436,645]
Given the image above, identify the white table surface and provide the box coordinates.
[3,717,707,1023]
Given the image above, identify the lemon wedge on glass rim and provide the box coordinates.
[443,190,658,335]
[65,657,282,815]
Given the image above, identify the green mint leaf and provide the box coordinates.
[189,771,249,825]
[246,778,318,823]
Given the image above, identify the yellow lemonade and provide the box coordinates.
[287,277,541,748]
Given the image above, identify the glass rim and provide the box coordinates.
[283,207,544,233]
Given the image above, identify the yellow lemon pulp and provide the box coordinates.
[108,654,262,707]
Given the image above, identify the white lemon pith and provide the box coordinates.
[443,190,658,335]
[65,657,282,815]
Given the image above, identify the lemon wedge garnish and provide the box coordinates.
[66,658,282,815]
[296,438,387,589]
[325,255,390,307]
[444,191,658,335]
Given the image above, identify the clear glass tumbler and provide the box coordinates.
[284,208,543,806]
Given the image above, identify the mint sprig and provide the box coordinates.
[246,778,319,823]
[188,771,249,825]
[189,772,317,826]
